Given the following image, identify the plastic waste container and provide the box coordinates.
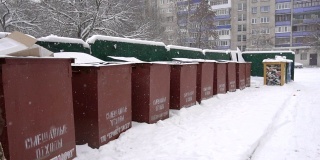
[236,62,246,90]
[0,57,76,160]
[72,63,132,148]
[170,62,197,109]
[131,63,170,124]
[213,62,227,94]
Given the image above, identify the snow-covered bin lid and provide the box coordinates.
[86,35,166,46]
[242,51,295,54]
[262,59,293,63]
[202,49,229,55]
[153,61,198,65]
[108,56,145,63]
[173,58,217,63]
[0,32,10,38]
[166,45,203,53]
[54,52,104,63]
[38,35,90,48]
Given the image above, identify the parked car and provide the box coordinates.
[294,62,303,68]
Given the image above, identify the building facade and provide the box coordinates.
[154,0,320,66]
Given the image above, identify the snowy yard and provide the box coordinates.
[75,68,320,160]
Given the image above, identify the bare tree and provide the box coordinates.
[176,0,217,49]
[246,27,274,51]
[304,22,320,49]
[189,0,217,49]
[0,0,41,36]
[37,0,157,40]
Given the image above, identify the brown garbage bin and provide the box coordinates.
[236,62,246,90]
[213,62,227,94]
[245,62,252,87]
[0,57,76,160]
[196,62,214,103]
[72,63,132,149]
[131,63,170,124]
[170,62,197,109]
[226,61,237,92]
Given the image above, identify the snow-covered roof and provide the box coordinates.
[263,59,293,63]
[173,58,217,63]
[242,51,295,54]
[202,49,229,55]
[38,35,90,48]
[166,45,203,52]
[54,52,104,64]
[86,35,166,46]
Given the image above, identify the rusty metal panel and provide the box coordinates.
[72,64,132,149]
[170,64,197,110]
[213,62,227,94]
[0,58,76,160]
[226,62,237,92]
[245,62,252,87]
[196,62,214,103]
[132,63,170,124]
[236,63,246,90]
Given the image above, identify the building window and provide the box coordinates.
[160,0,165,4]
[238,14,247,21]
[276,2,291,10]
[260,17,270,23]
[237,35,246,41]
[275,38,290,45]
[216,40,230,46]
[251,18,257,24]
[218,30,230,36]
[238,3,247,11]
[252,0,258,3]
[260,6,270,12]
[216,8,229,15]
[275,26,291,33]
[217,20,231,26]
[238,24,247,31]
[275,14,291,22]
[260,28,270,34]
[300,53,307,60]
[252,7,257,14]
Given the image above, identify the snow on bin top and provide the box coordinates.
[173,58,217,63]
[108,56,145,63]
[54,52,104,64]
[166,45,203,53]
[263,56,293,63]
[202,49,229,55]
[38,35,90,48]
[0,32,10,38]
[242,51,295,54]
[86,35,166,46]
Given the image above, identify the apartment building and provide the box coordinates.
[157,0,179,45]
[155,0,320,66]
[211,0,232,50]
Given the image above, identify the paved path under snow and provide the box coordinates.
[75,68,320,160]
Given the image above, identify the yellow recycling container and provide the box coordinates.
[263,60,287,86]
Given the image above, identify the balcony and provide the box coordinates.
[217,25,231,29]
[275,32,291,37]
[275,21,291,26]
[275,44,291,47]
[177,0,201,5]
[292,31,312,37]
[276,9,291,14]
[217,46,231,50]
[292,43,305,47]
[214,15,231,20]
[276,0,291,2]
[292,18,320,25]
[293,5,320,14]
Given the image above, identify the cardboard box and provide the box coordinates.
[0,31,53,57]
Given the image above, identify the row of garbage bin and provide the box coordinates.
[0,57,251,160]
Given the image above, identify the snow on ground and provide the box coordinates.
[75,68,320,160]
